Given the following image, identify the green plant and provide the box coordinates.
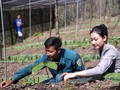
[18,75,52,85]
[104,72,120,88]
[104,73,120,83]
[32,61,58,73]
[29,61,59,85]
[81,54,99,62]
[5,54,41,63]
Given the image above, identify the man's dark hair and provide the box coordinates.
[44,37,62,49]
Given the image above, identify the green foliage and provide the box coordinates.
[81,54,99,62]
[19,75,52,85]
[3,54,41,63]
[32,63,44,73]
[108,37,120,46]
[0,54,100,63]
[32,61,58,73]
[5,37,120,51]
[46,61,58,69]
[104,73,120,83]
[6,42,44,51]
[63,39,91,49]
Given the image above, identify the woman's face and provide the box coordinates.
[90,32,107,50]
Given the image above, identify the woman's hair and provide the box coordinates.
[90,24,108,40]
[44,37,62,49]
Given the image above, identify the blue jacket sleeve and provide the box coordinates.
[12,54,46,83]
[74,53,85,71]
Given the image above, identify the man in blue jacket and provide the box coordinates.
[0,37,85,88]
[14,14,24,42]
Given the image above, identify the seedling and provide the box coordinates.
[104,73,120,87]
[32,61,58,73]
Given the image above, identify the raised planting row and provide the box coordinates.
[20,75,52,85]
[108,36,120,46]
[5,37,120,51]
[2,75,52,85]
[0,54,41,63]
[0,54,99,63]
[5,39,91,51]
[6,42,44,51]
[81,54,99,62]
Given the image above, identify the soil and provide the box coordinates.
[2,80,120,90]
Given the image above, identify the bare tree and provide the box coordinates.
[49,0,52,37]
[55,0,60,38]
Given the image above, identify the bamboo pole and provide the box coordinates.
[0,0,7,80]
[64,0,67,27]
[55,0,60,37]
[49,0,52,37]
[29,0,32,43]
[75,0,79,39]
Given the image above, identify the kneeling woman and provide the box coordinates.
[62,24,120,82]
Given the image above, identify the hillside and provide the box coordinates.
[0,16,120,90]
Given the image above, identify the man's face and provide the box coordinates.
[45,46,60,60]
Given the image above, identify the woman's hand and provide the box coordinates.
[61,72,77,82]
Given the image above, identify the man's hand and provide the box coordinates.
[0,80,13,88]
[61,72,76,82]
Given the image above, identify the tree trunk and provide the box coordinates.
[49,0,52,37]
[8,11,14,45]
[55,0,60,38]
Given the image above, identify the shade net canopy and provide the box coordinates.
[2,0,80,9]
